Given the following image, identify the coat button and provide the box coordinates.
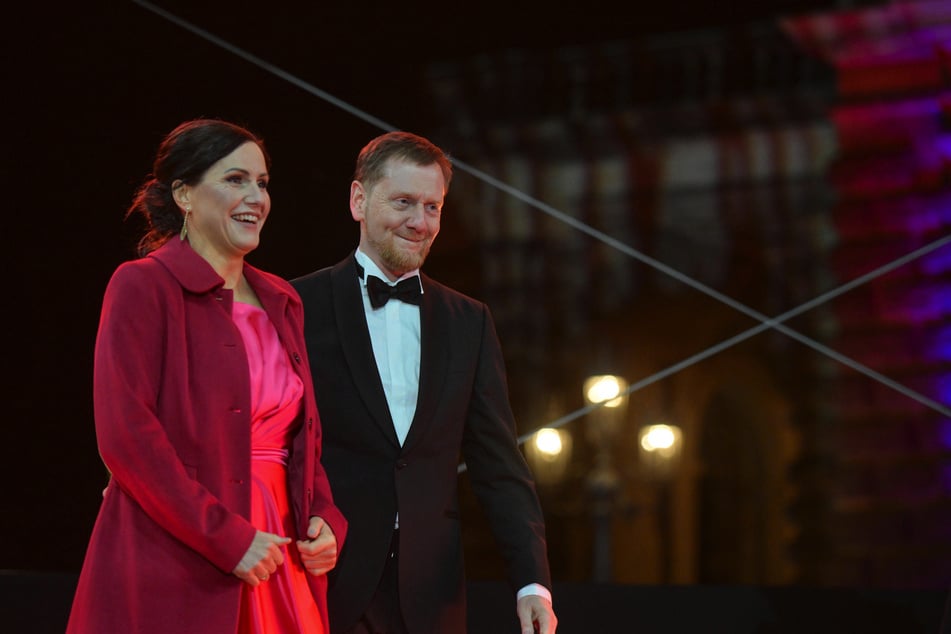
[293,353,302,363]
[396,459,408,470]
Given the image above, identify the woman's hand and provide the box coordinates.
[297,516,338,576]
[232,530,291,586]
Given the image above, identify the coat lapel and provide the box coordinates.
[402,273,449,452]
[331,257,401,448]
[243,264,289,333]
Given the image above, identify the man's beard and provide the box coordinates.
[372,234,431,276]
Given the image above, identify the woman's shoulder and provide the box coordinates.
[243,263,303,310]
[108,255,170,286]
[244,263,294,293]
[103,256,177,307]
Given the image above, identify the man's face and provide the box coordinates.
[351,158,445,280]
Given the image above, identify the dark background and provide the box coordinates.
[11,2,951,633]
[8,0,879,575]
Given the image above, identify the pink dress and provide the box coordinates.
[233,302,325,634]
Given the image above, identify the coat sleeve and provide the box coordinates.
[460,304,552,592]
[299,331,348,547]
[308,418,348,546]
[93,263,256,573]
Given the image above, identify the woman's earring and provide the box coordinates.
[180,206,191,241]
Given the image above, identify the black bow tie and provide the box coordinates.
[367,275,422,308]
[357,267,419,308]
[355,258,422,308]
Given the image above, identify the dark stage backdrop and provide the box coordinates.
[9,1,951,632]
[10,0,869,578]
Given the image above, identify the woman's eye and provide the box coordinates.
[227,175,245,184]
[258,180,269,190]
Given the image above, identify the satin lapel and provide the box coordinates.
[331,258,401,448]
[402,274,449,451]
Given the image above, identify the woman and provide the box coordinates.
[66,118,347,634]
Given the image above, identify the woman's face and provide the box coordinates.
[177,141,270,264]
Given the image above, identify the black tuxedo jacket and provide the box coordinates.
[292,254,551,634]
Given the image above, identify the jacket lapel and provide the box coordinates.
[243,264,290,334]
[331,257,401,448]
[402,273,449,452]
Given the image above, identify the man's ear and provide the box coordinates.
[350,180,367,222]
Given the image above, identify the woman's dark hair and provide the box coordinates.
[126,118,271,256]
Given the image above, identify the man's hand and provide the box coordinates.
[517,593,557,634]
[297,516,338,576]
[232,530,291,586]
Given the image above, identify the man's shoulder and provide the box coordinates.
[290,258,346,292]
[290,266,332,288]
[423,275,487,313]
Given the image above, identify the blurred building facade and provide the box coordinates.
[422,0,951,588]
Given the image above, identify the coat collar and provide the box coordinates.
[148,238,297,315]
[149,237,226,294]
[331,252,450,453]
[330,256,399,446]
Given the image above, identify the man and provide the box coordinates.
[292,131,557,634]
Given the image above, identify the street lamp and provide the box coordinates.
[525,427,572,487]
[583,374,628,583]
[638,423,683,480]
[638,422,683,582]
[584,375,627,409]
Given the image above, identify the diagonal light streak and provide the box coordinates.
[460,159,951,422]
[132,0,951,439]
[511,232,951,450]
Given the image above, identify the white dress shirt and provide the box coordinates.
[354,249,422,447]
